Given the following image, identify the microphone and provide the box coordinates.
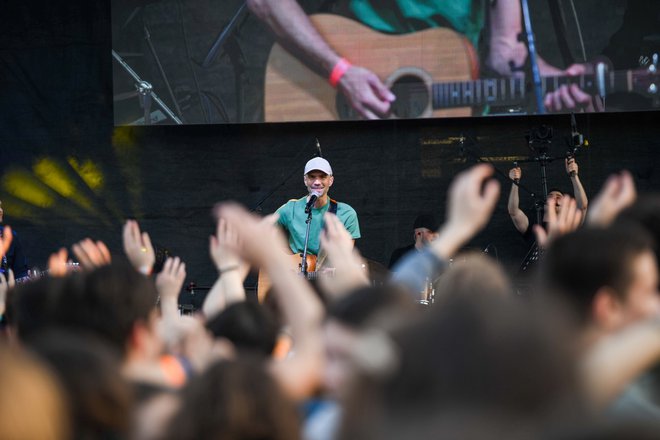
[305,193,319,213]
[315,138,323,157]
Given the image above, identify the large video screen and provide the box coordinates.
[111,0,659,125]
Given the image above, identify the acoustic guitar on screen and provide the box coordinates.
[264,14,659,122]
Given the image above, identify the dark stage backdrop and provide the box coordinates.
[1,1,660,299]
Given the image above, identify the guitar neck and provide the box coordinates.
[431,70,636,109]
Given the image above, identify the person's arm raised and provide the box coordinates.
[431,164,501,259]
[392,164,500,294]
[587,170,636,227]
[566,158,589,218]
[122,220,155,276]
[216,203,325,400]
[72,238,111,270]
[507,166,529,234]
[318,212,370,302]
[202,216,250,320]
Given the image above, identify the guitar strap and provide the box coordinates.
[329,198,338,215]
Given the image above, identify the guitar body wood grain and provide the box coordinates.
[264,14,478,122]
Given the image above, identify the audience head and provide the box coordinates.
[340,294,580,439]
[206,301,279,357]
[546,188,566,214]
[10,260,160,358]
[162,358,300,440]
[323,284,416,397]
[541,224,659,331]
[433,252,512,304]
[616,194,660,264]
[28,330,132,440]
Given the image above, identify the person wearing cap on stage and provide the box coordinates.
[388,214,439,269]
[276,157,360,262]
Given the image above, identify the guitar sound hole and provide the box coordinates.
[390,74,429,119]
[336,94,358,120]
[335,74,429,120]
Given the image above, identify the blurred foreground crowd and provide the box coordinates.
[1,164,660,440]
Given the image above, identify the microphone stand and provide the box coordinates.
[300,202,314,275]
[520,0,546,114]
[112,50,183,124]
[202,3,249,68]
[200,2,249,121]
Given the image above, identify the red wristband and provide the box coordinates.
[329,58,351,88]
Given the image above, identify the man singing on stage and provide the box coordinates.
[276,157,360,266]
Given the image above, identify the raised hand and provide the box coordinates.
[587,170,637,227]
[214,203,287,269]
[202,210,260,318]
[72,238,112,269]
[566,157,579,177]
[509,166,521,182]
[209,217,249,281]
[440,164,500,253]
[318,212,369,299]
[122,220,155,275]
[47,247,70,277]
[155,256,187,304]
[534,196,583,249]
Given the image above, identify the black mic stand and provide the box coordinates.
[520,0,546,114]
[202,3,249,68]
[199,2,250,122]
[112,50,183,124]
[301,201,314,275]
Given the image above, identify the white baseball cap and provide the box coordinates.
[304,157,333,175]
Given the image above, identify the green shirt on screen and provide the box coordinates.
[347,0,486,47]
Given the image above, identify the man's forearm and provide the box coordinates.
[508,184,520,215]
[571,175,589,211]
[247,0,340,76]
